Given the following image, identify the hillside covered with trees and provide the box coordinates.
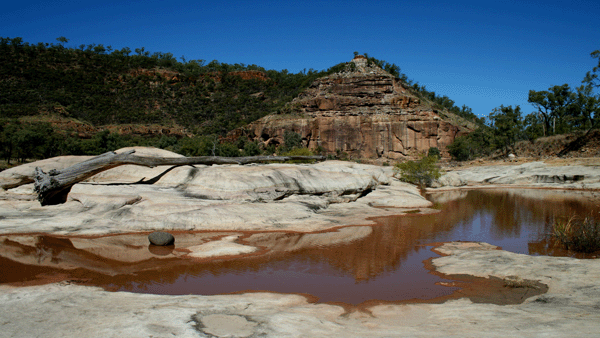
[0,37,479,164]
[6,37,596,166]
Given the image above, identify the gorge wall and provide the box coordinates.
[236,56,474,160]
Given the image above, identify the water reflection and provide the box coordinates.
[426,189,600,256]
[0,189,598,304]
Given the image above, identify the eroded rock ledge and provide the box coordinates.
[434,161,600,190]
[0,147,430,235]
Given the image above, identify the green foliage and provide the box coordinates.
[217,142,240,157]
[241,140,262,156]
[394,155,442,188]
[277,130,303,154]
[0,36,339,137]
[447,136,471,161]
[447,127,495,161]
[488,105,525,154]
[524,51,600,138]
[526,82,600,137]
[280,147,315,163]
[573,84,600,131]
[427,147,441,159]
[528,84,577,136]
[0,120,60,163]
[553,216,600,253]
[80,130,126,155]
[583,50,600,90]
[523,113,545,140]
[0,118,167,162]
[313,145,326,156]
[175,136,221,156]
[335,149,349,160]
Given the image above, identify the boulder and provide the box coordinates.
[433,172,466,187]
[148,231,175,246]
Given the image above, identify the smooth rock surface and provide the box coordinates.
[3,150,600,337]
[435,161,600,189]
[0,149,431,235]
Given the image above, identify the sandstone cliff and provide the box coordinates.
[236,56,474,160]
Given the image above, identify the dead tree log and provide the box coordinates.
[33,150,326,206]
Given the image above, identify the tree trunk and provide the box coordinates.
[33,150,326,206]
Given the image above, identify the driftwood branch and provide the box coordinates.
[33,150,326,206]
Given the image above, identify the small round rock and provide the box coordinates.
[148,231,175,246]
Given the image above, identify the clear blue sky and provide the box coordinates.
[2,0,599,118]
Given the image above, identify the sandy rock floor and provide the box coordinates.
[1,150,600,337]
[1,242,599,337]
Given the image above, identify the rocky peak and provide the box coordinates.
[348,55,390,75]
[238,57,473,160]
[291,57,421,117]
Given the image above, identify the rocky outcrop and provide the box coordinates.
[237,56,474,160]
[0,147,432,235]
[433,161,600,189]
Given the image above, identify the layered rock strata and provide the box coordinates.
[238,56,473,160]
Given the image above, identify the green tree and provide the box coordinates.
[394,155,442,188]
[56,36,69,46]
[528,84,575,136]
[447,136,471,161]
[278,130,303,154]
[583,50,600,89]
[0,120,18,163]
[523,113,545,140]
[242,140,261,156]
[488,105,524,154]
[572,84,600,132]
[13,123,55,162]
[427,147,441,159]
[447,126,494,161]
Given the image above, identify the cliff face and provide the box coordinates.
[238,56,473,160]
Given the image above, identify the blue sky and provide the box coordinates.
[2,0,599,118]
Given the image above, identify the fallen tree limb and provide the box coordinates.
[33,150,326,206]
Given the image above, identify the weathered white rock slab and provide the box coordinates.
[435,161,600,189]
[0,149,430,235]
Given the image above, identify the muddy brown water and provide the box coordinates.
[1,189,598,306]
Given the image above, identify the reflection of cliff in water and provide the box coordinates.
[1,189,598,304]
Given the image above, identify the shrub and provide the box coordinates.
[281,147,315,163]
[427,147,441,159]
[279,130,303,153]
[394,155,442,188]
[553,216,600,253]
[447,136,472,161]
[242,141,261,156]
[313,145,326,156]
